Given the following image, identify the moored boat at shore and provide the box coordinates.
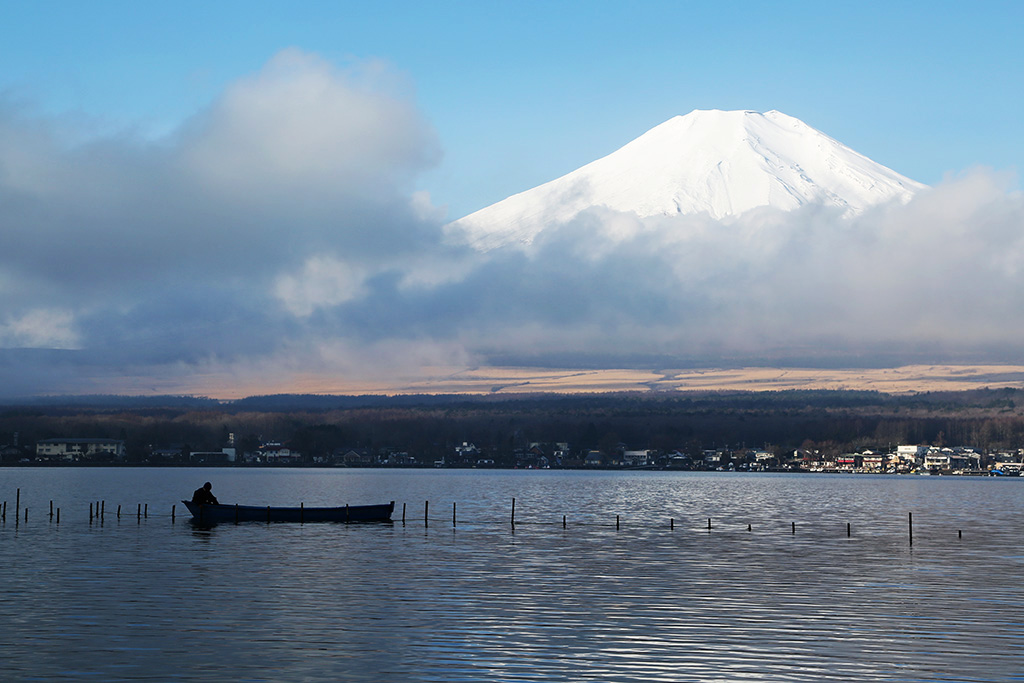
[182,500,394,523]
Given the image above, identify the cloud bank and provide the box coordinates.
[1,50,1022,397]
[435,171,1024,369]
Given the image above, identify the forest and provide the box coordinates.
[2,387,1024,465]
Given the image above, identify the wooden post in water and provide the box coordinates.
[401,502,406,525]
[16,488,20,522]
[2,500,5,522]
[563,515,567,529]
[117,504,121,519]
[345,504,350,524]
[616,514,620,530]
[89,503,94,521]
[452,502,456,527]
[101,501,105,519]
[958,529,962,539]
[670,518,674,530]
[24,507,27,522]
[908,512,913,546]
[137,503,141,520]
[424,500,429,528]
[747,524,752,532]
[707,517,712,531]
[50,500,53,519]
[56,508,60,524]
[171,504,176,522]
[510,498,516,529]
[792,521,796,534]
[144,503,148,519]
[847,522,851,537]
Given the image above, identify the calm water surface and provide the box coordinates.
[1,468,1022,682]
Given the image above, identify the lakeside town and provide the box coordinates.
[7,434,1024,476]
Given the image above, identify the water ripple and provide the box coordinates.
[2,469,1023,681]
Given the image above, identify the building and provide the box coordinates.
[36,438,126,461]
[703,450,722,466]
[336,448,374,466]
[992,459,1023,474]
[835,454,858,470]
[189,449,235,464]
[859,451,885,472]
[893,445,927,471]
[0,444,25,463]
[151,446,184,461]
[622,450,653,467]
[897,445,928,460]
[923,448,973,472]
[251,442,301,463]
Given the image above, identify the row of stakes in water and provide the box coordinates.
[1,492,955,544]
[1,489,158,524]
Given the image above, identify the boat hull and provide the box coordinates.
[182,500,394,523]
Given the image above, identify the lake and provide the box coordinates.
[1,468,1022,681]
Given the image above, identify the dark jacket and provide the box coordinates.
[192,487,219,505]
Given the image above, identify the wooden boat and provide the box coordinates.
[182,500,394,524]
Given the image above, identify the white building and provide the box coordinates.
[897,445,928,459]
[623,450,653,466]
[36,438,125,460]
[254,442,301,463]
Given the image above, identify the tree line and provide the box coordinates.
[2,388,1024,464]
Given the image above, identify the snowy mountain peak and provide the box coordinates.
[447,109,927,249]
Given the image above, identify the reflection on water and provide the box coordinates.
[1,468,1023,681]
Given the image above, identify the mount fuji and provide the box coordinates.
[446,109,927,249]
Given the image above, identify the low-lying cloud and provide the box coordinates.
[448,170,1024,366]
[0,50,1021,397]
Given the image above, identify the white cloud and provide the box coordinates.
[178,49,439,200]
[0,309,80,349]
[274,256,369,317]
[0,49,447,396]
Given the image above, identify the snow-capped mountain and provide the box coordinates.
[447,109,927,249]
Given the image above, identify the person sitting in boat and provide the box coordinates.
[192,482,219,505]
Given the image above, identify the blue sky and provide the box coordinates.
[1,1,1023,398]
[2,1,1020,218]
